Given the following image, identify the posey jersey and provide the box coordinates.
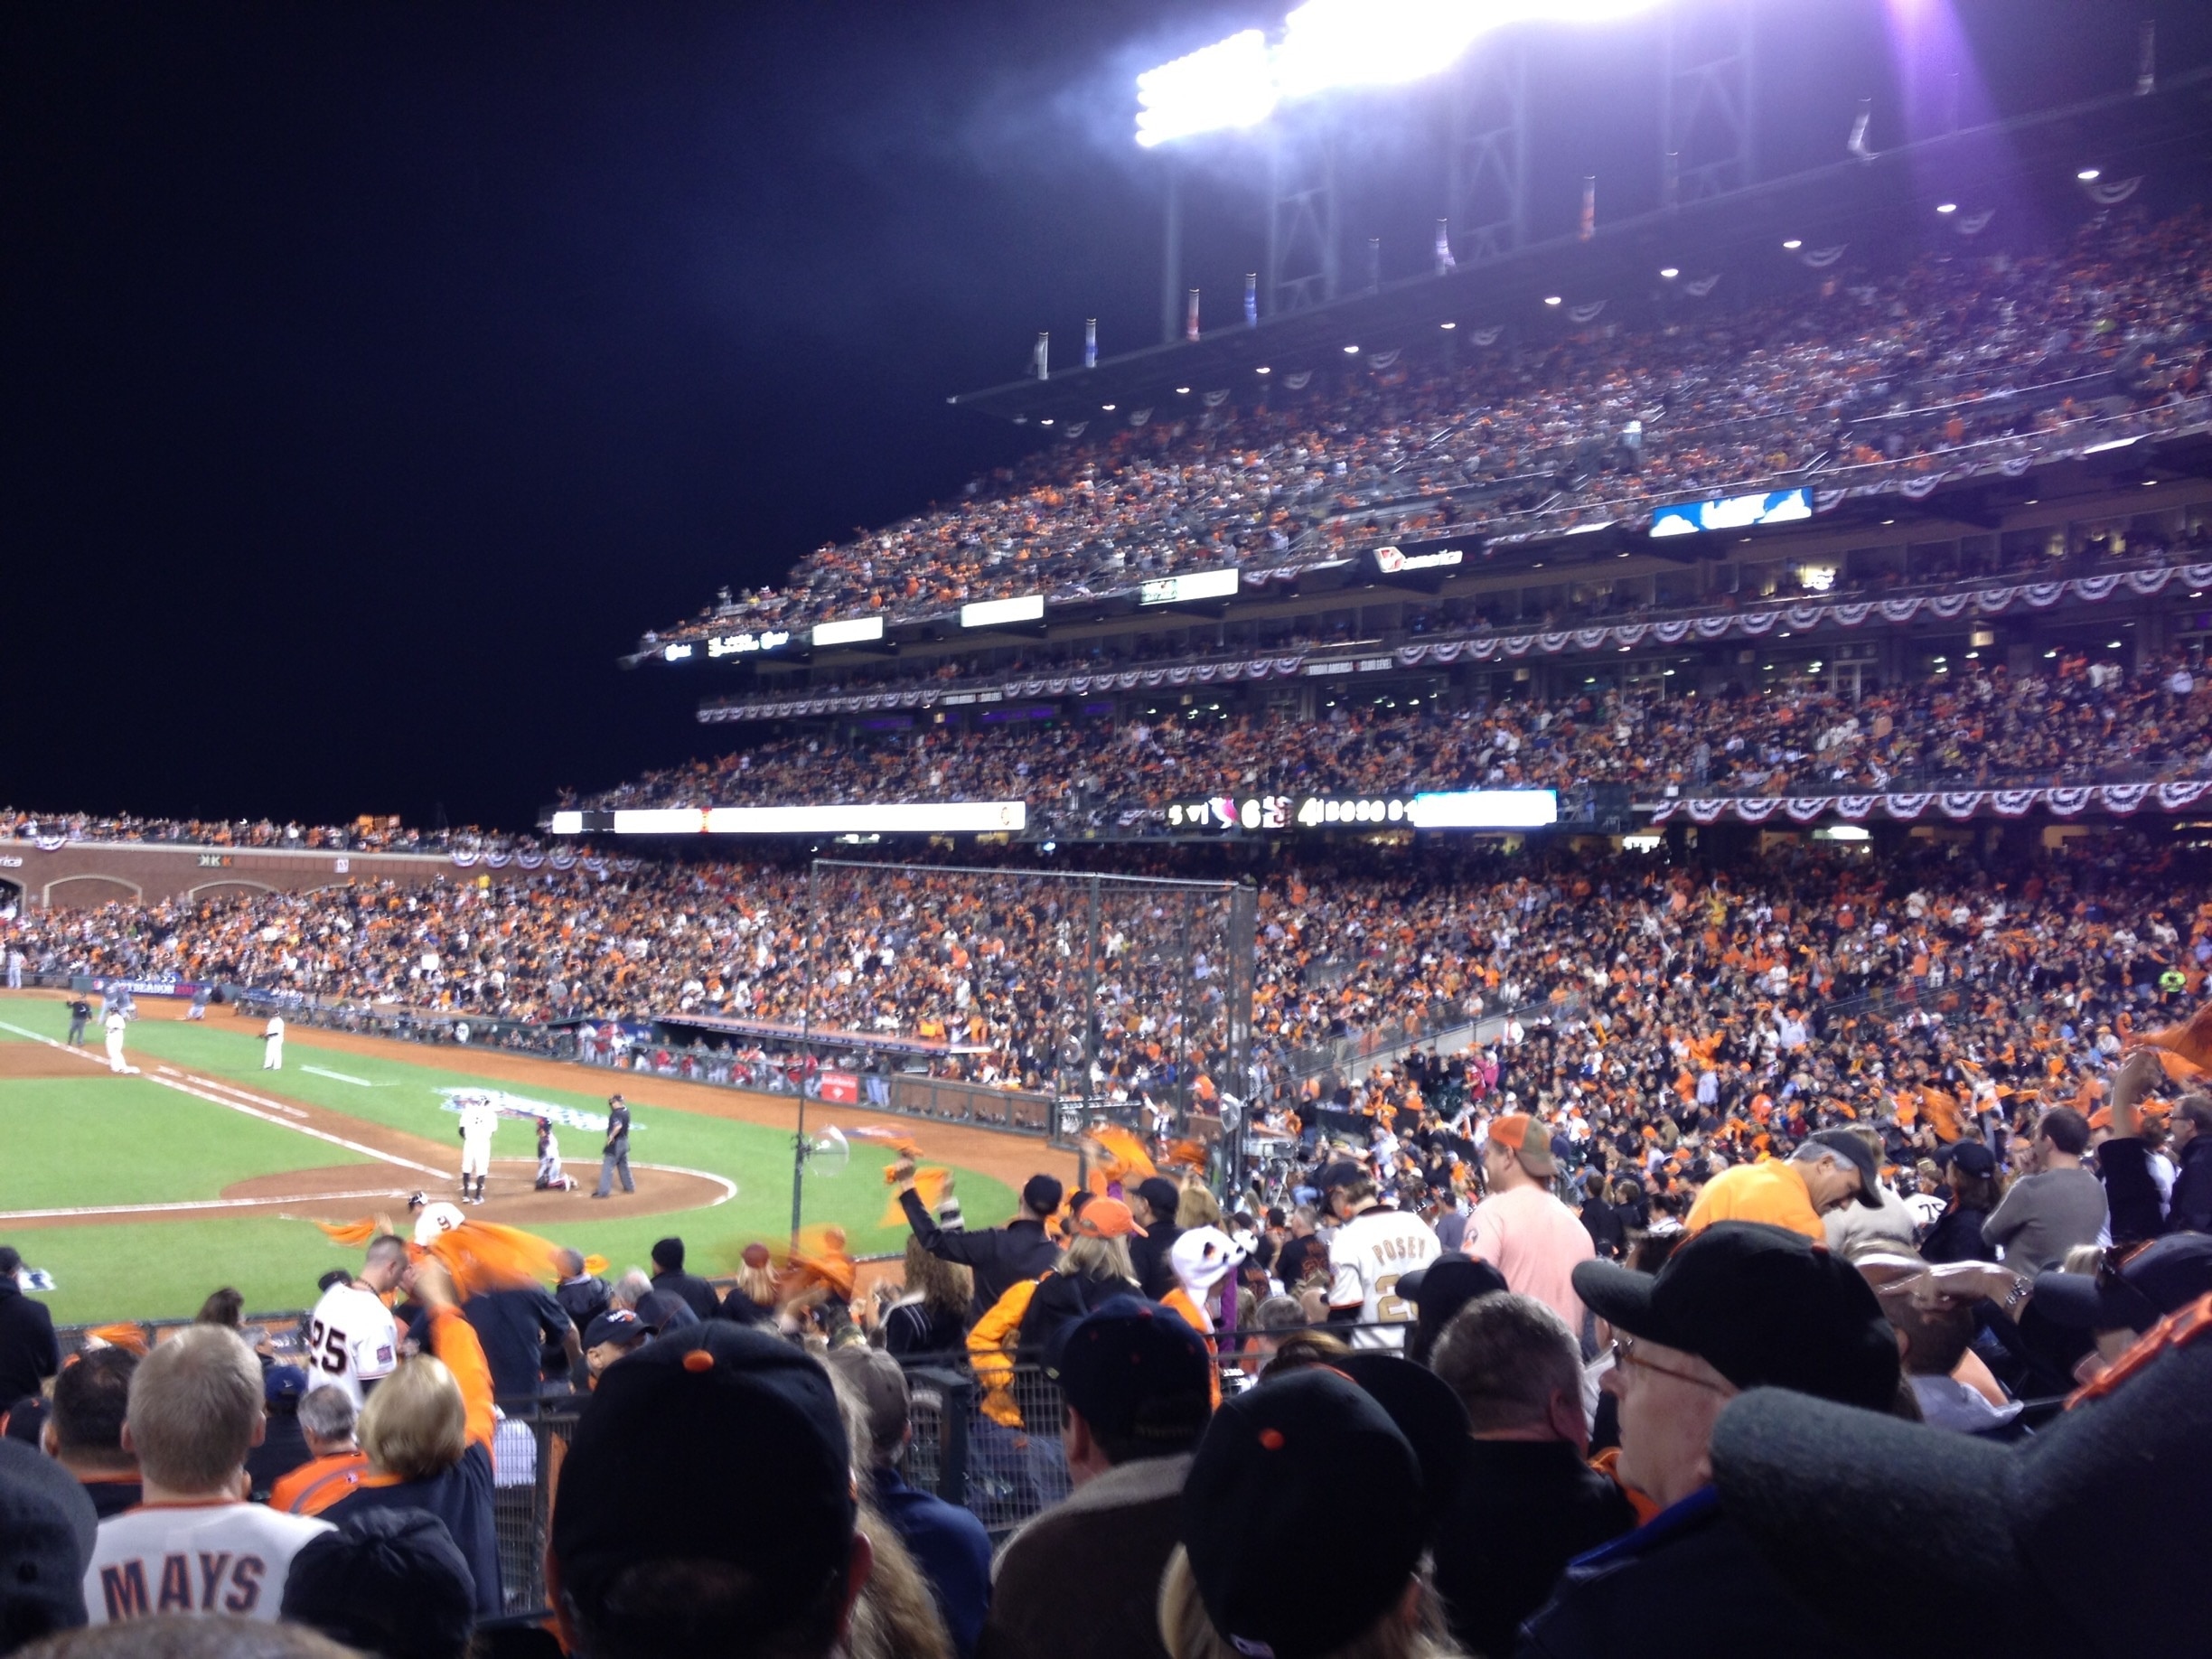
[86,1502,333,1624]
[302,1280,398,1406]
[1328,1206,1439,1349]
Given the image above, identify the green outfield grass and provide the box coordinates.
[0,995,1017,1325]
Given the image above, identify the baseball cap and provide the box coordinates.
[264,1364,310,1407]
[1023,1174,1066,1214]
[1333,1351,1472,1531]
[1804,1129,1885,1208]
[554,1323,856,1629]
[1069,1197,1146,1240]
[1133,1175,1181,1219]
[2032,1234,2212,1336]
[651,1237,686,1272]
[1572,1221,1900,1412]
[1941,1140,1996,1178]
[1169,1225,1247,1293]
[281,1506,476,1656]
[1395,1252,1508,1359]
[1045,1296,1212,1451]
[1488,1113,1557,1176]
[1183,1370,1425,1659]
[1314,1161,1364,1195]
[0,1437,96,1645]
[1711,1293,2212,1659]
[583,1308,649,1352]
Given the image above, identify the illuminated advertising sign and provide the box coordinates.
[553,802,1029,837]
[1649,488,1813,538]
[1165,789,1556,833]
[1373,545,1465,575]
[961,594,1046,628]
[811,615,886,648]
[706,630,792,658]
[661,642,694,661]
[1139,567,1240,605]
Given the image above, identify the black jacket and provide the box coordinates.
[0,1281,60,1408]
[1518,1488,1868,1658]
[651,1269,722,1323]
[1017,1268,1139,1373]
[900,1190,1058,1317]
[1919,1199,1997,1264]
[2169,1134,2212,1234]
[1434,1440,1636,1659]
[1127,1223,1183,1302]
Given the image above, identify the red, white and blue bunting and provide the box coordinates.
[700,560,2212,726]
[1645,779,2212,826]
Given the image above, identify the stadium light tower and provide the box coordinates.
[1136,0,1669,332]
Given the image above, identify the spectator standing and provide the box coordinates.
[1919,1142,2001,1263]
[828,1348,992,1659]
[322,1265,501,1618]
[647,1238,720,1323]
[591,1094,632,1198]
[460,1281,581,1401]
[1427,1294,1636,1658]
[1981,1108,2108,1271]
[267,1388,369,1518]
[0,1247,60,1411]
[1126,1177,1186,1301]
[549,1323,874,1659]
[244,1367,312,1501]
[1518,1223,1900,1657]
[901,1171,1062,1318]
[980,1298,1214,1659]
[42,1349,141,1519]
[579,1310,650,1387]
[1323,1164,1439,1350]
[1469,1115,1596,1332]
[1822,1127,1922,1254]
[883,1237,971,1357]
[1683,1129,1879,1240]
[2167,1095,2212,1233]
[82,1326,333,1624]
[301,1235,404,1408]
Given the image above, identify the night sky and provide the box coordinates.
[4,1,2202,831]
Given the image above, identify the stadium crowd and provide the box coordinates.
[1,992,2207,1658]
[576,645,2212,820]
[0,811,539,858]
[655,202,2212,642]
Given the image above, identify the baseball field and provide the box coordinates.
[0,991,1062,1326]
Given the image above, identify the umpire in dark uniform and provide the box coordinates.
[66,998,91,1046]
[592,1094,633,1198]
[898,1170,1062,1318]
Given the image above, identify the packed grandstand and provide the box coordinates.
[8,59,2212,1659]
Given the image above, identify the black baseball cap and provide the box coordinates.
[553,1324,856,1626]
[2033,1234,2212,1335]
[1332,1351,1472,1531]
[1045,1295,1213,1451]
[1024,1174,1066,1214]
[1132,1176,1180,1219]
[1394,1253,1508,1363]
[281,1507,476,1656]
[1804,1129,1886,1209]
[583,1308,650,1352]
[1572,1221,1899,1411]
[1942,1140,1997,1178]
[0,1438,96,1645]
[651,1236,685,1271]
[1183,1370,1425,1659]
[1711,1297,2212,1659]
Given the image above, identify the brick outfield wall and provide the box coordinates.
[0,839,465,908]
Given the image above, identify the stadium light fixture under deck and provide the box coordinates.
[1135,0,1664,147]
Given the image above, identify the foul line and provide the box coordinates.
[160,1067,310,1119]
[0,1018,451,1181]
[0,1190,414,1223]
[301,1064,380,1087]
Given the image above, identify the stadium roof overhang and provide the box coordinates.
[949,71,2212,427]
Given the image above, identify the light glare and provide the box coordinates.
[1136,31,1276,148]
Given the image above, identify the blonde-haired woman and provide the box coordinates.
[323,1261,501,1617]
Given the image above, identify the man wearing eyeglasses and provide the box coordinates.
[1516,1222,1900,1659]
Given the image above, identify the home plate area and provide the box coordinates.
[219,1158,729,1225]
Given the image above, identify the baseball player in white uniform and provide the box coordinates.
[262,1015,285,1070]
[103,1008,130,1074]
[304,1235,406,1407]
[457,1091,500,1204]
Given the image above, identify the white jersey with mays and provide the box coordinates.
[301,1280,398,1406]
[1327,1204,1439,1349]
[86,1503,333,1624]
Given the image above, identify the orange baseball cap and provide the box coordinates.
[1489,1113,1558,1176]
[1071,1197,1148,1240]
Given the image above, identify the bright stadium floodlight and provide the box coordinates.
[1136,0,1664,146]
[1136,30,1276,147]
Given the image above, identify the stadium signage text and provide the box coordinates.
[1139,567,1240,606]
[1373,546,1465,574]
[552,802,1028,837]
[707,630,792,658]
[1163,790,1556,833]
